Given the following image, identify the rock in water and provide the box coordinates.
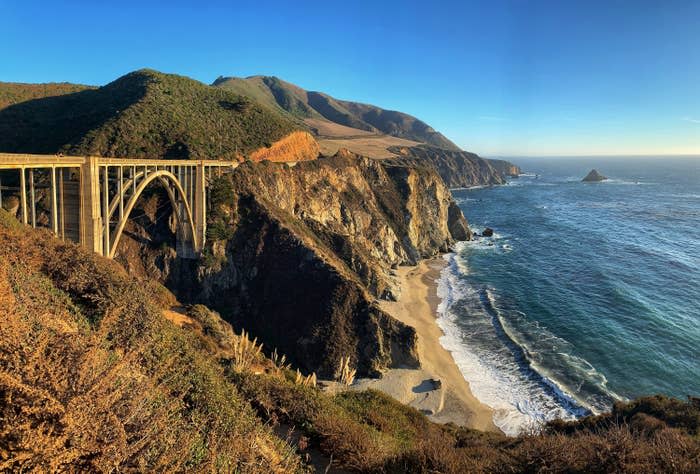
[482,227,494,237]
[582,169,607,182]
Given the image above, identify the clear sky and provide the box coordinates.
[2,0,699,156]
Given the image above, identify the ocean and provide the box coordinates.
[438,156,700,436]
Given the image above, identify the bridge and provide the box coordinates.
[0,153,239,258]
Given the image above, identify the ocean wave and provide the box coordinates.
[435,252,620,435]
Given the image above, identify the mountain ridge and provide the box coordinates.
[213,75,461,151]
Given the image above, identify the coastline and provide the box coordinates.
[354,257,499,433]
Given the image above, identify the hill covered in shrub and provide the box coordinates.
[0,69,301,159]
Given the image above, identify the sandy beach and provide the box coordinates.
[353,258,499,432]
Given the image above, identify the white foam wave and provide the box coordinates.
[434,252,609,436]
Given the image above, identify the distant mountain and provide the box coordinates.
[213,75,461,151]
[0,69,301,159]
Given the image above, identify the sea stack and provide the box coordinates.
[582,169,607,182]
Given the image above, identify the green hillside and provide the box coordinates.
[0,69,300,159]
[213,75,461,150]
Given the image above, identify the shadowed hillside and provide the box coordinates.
[0,69,300,159]
[0,81,94,109]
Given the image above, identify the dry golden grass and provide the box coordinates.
[317,135,422,159]
[337,356,356,386]
[303,118,376,138]
[0,213,305,473]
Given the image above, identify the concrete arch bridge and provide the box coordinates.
[0,153,239,258]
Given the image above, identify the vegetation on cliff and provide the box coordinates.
[1,209,698,473]
[0,69,300,159]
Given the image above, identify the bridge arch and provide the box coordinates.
[108,170,198,259]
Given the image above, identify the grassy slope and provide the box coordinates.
[2,208,699,473]
[212,75,322,120]
[213,75,461,151]
[0,70,300,159]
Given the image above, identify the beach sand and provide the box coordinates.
[353,258,499,432]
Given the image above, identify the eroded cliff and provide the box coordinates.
[248,130,319,163]
[117,151,470,377]
[191,151,469,376]
[388,144,508,187]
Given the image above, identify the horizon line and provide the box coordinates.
[482,153,700,159]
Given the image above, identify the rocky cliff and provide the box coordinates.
[117,151,470,377]
[388,144,508,187]
[248,130,319,162]
[487,158,522,177]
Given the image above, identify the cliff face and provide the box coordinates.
[388,145,508,187]
[121,152,470,377]
[487,159,522,177]
[188,152,469,376]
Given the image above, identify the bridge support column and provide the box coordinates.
[19,168,27,225]
[79,157,103,255]
[194,161,206,252]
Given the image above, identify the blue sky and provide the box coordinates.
[2,0,699,156]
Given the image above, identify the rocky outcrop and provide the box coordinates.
[387,145,507,187]
[486,159,522,178]
[187,151,469,377]
[248,131,319,163]
[582,169,607,182]
[121,151,470,378]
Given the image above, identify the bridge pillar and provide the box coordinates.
[79,157,103,255]
[194,161,206,252]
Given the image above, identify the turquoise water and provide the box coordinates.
[438,157,700,435]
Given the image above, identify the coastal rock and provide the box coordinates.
[117,150,470,377]
[386,145,513,187]
[482,227,494,237]
[487,159,522,178]
[582,169,607,182]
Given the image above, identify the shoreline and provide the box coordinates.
[354,257,499,433]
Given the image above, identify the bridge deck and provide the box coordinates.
[0,153,239,169]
